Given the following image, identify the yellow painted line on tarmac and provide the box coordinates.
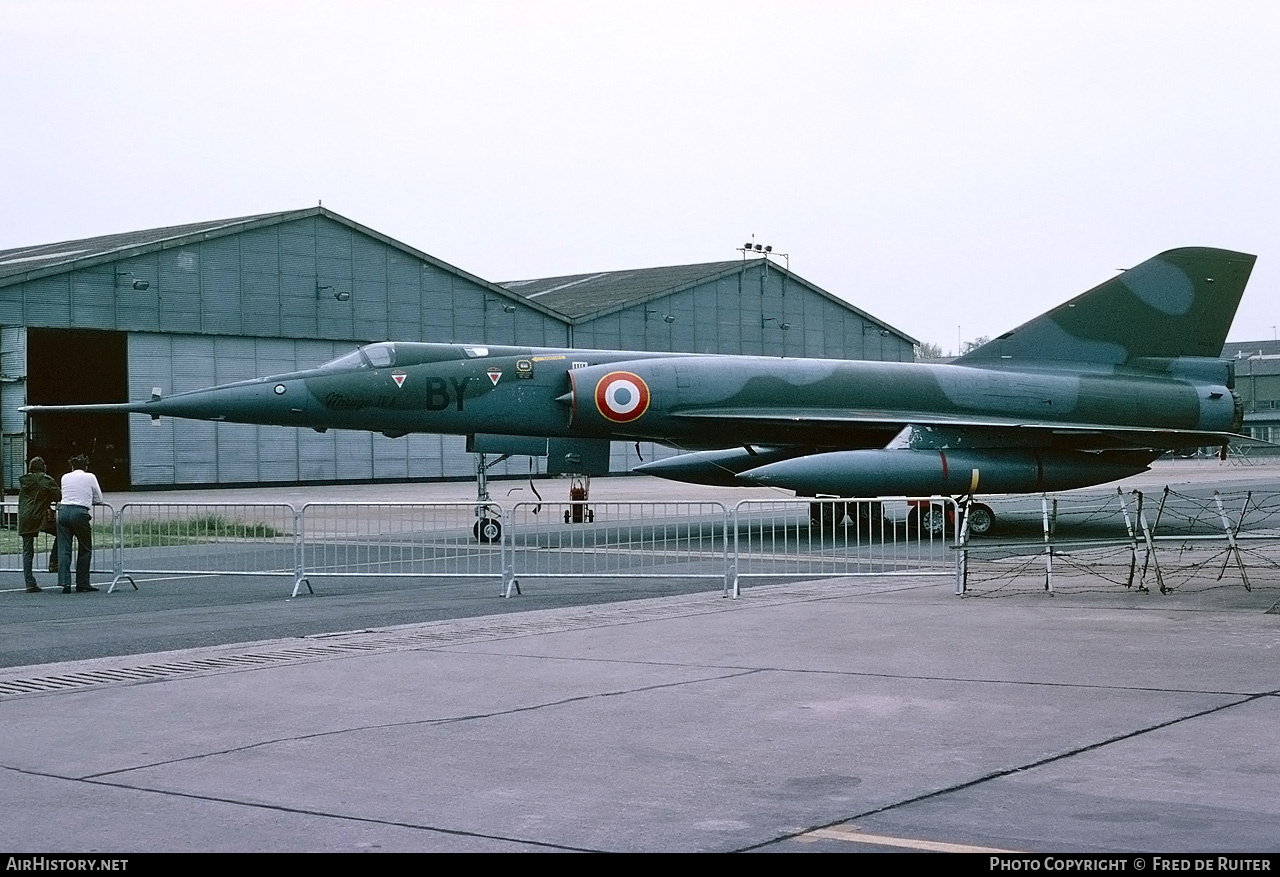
[800,825,1022,853]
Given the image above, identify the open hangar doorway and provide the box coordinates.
[25,329,131,491]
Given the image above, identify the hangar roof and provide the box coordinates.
[501,261,745,317]
[501,259,914,342]
[1223,340,1280,377]
[0,211,913,342]
[1224,339,1280,358]
[0,211,291,283]
[0,207,561,319]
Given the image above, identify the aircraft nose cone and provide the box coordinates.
[146,378,311,425]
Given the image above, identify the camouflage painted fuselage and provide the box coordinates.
[116,343,1240,447]
[24,246,1259,496]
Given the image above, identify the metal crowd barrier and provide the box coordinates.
[733,497,961,592]
[0,501,116,587]
[296,502,505,597]
[112,502,298,594]
[502,501,731,598]
[4,496,970,598]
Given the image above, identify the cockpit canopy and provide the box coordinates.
[318,342,397,372]
[316,342,487,372]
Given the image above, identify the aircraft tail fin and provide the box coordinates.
[958,247,1256,366]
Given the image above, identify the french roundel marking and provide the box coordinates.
[595,371,650,423]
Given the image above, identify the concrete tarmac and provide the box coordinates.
[2,460,1279,852]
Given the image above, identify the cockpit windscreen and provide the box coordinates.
[319,342,396,371]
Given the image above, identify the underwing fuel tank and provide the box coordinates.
[632,446,809,486]
[739,448,1160,496]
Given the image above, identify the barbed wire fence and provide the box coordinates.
[960,488,1280,606]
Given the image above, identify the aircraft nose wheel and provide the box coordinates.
[473,517,502,543]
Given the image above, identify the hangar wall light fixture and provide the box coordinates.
[317,283,351,302]
[485,298,517,313]
[762,316,790,331]
[645,310,676,323]
[115,272,149,291]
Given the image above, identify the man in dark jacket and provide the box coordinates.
[18,456,60,592]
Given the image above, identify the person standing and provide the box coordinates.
[58,454,103,593]
[18,457,60,593]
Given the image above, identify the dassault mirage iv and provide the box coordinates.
[26,247,1257,533]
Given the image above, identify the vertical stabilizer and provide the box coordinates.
[958,248,1256,366]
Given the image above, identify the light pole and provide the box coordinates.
[737,237,789,273]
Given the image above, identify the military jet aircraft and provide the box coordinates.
[25,247,1258,535]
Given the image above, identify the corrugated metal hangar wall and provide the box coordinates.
[564,269,912,360]
[0,208,915,490]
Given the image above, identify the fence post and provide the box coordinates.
[291,504,312,597]
[502,513,519,598]
[106,504,135,594]
[1134,490,1166,594]
[1041,496,1053,594]
[725,504,738,598]
[108,505,123,594]
[1212,491,1251,591]
[1117,487,1140,589]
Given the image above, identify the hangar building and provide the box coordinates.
[0,208,914,490]
[501,260,911,361]
[1222,340,1280,451]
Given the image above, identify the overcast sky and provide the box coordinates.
[3,0,1277,352]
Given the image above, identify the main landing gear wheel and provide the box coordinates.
[965,502,996,537]
[473,517,502,543]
